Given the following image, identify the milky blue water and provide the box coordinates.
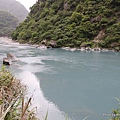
[0,39,120,120]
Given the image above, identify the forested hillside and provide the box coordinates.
[0,11,19,37]
[0,0,28,22]
[11,0,120,50]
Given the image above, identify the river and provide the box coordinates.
[0,38,120,120]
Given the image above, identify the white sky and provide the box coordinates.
[16,0,37,11]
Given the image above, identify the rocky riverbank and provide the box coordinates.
[0,37,119,52]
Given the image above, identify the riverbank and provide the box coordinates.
[0,66,39,120]
[0,37,119,53]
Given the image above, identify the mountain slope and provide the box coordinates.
[0,11,19,36]
[11,0,120,50]
[0,0,28,22]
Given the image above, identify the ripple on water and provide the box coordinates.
[1,41,120,120]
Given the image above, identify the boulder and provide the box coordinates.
[3,53,18,65]
[41,39,47,45]
[7,53,18,62]
[92,47,101,52]
[49,41,57,48]
[3,58,11,65]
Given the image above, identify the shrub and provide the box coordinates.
[0,66,38,120]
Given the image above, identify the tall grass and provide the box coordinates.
[0,66,39,120]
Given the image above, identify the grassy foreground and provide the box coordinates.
[0,66,39,120]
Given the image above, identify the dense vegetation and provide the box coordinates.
[11,0,120,50]
[0,0,28,22]
[0,11,19,37]
[0,66,38,120]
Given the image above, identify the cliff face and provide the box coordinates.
[0,11,19,37]
[0,0,28,22]
[11,0,120,50]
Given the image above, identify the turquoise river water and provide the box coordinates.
[0,38,120,120]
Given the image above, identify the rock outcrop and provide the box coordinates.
[3,53,18,65]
